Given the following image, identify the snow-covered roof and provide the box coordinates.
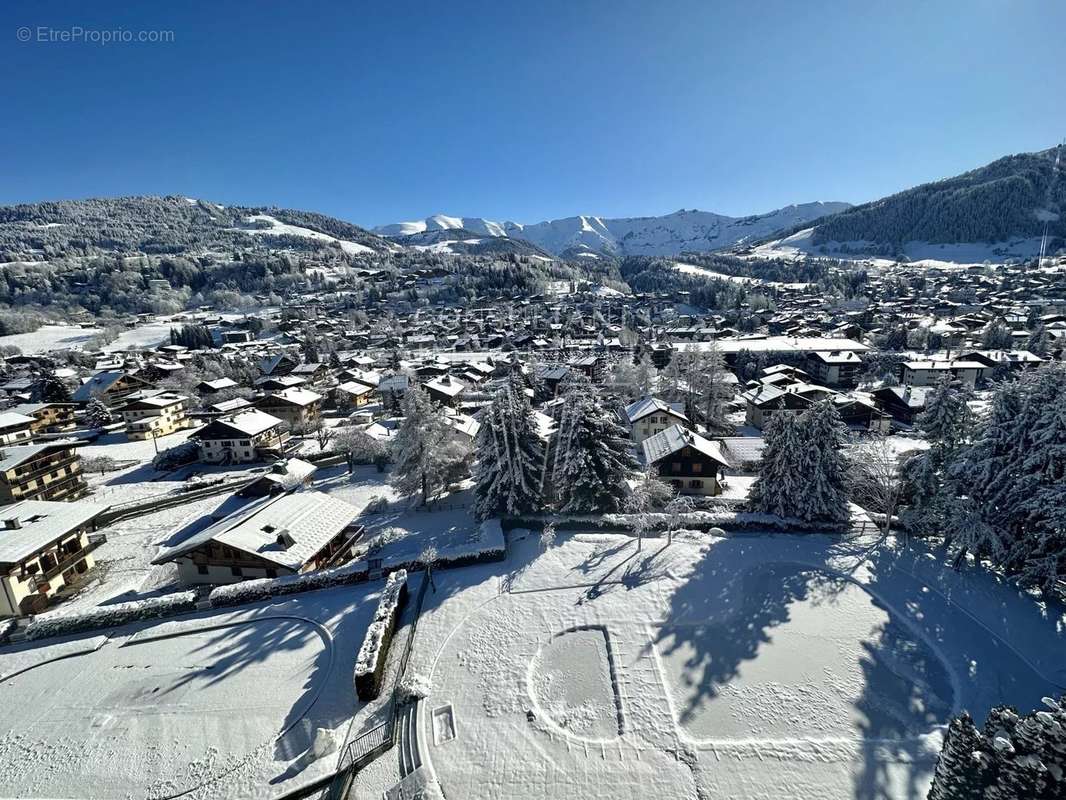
[199,377,237,391]
[198,409,285,439]
[641,424,731,468]
[0,499,110,566]
[424,376,466,397]
[809,350,863,364]
[622,396,688,424]
[152,490,358,569]
[0,412,35,430]
[264,387,323,407]
[0,441,84,473]
[335,380,375,396]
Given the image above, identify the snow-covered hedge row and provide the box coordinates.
[208,558,370,608]
[599,509,849,533]
[355,569,409,701]
[24,591,198,641]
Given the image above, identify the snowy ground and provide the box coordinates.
[356,528,1066,800]
[0,582,389,799]
[0,322,173,355]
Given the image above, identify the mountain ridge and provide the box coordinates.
[374,202,852,257]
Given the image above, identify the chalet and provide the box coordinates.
[621,397,690,444]
[0,500,110,616]
[72,371,154,406]
[570,355,605,383]
[423,375,466,408]
[254,375,307,392]
[534,365,571,397]
[289,362,330,384]
[807,350,862,388]
[197,377,238,395]
[332,380,375,410]
[9,402,77,435]
[207,396,253,415]
[258,353,299,377]
[256,388,323,429]
[238,458,318,498]
[196,410,289,464]
[220,330,254,344]
[376,374,410,411]
[832,396,892,434]
[0,378,37,400]
[151,490,362,584]
[0,413,35,446]
[872,386,930,426]
[740,385,815,430]
[141,361,184,383]
[121,393,192,441]
[641,424,731,496]
[0,442,88,504]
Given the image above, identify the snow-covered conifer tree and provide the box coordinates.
[747,410,806,519]
[84,397,113,430]
[474,377,545,520]
[928,712,989,800]
[795,400,851,524]
[390,386,457,504]
[553,381,639,514]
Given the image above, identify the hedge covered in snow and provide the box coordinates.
[602,509,850,534]
[24,591,198,641]
[208,558,370,608]
[355,569,409,701]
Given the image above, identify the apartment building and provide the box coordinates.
[0,443,88,505]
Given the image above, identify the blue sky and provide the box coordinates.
[2,0,1064,227]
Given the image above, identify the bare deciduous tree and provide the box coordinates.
[848,437,907,540]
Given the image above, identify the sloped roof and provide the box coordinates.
[622,396,688,424]
[641,424,731,468]
[197,409,284,439]
[0,499,110,566]
[152,490,358,569]
[0,441,84,473]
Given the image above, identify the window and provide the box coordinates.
[230,566,243,577]
[671,462,682,473]
[692,463,702,474]
[266,568,277,578]
[689,479,703,489]
[197,564,209,575]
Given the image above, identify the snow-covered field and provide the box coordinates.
[233,214,376,255]
[0,322,172,355]
[674,261,812,290]
[0,582,388,799]
[359,528,1066,800]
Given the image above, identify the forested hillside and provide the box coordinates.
[811,146,1064,247]
[0,195,391,262]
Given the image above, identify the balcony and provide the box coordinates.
[7,454,79,486]
[38,535,106,583]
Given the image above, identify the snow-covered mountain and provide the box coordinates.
[751,144,1066,264]
[373,202,851,258]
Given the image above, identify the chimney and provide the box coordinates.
[4,518,21,530]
